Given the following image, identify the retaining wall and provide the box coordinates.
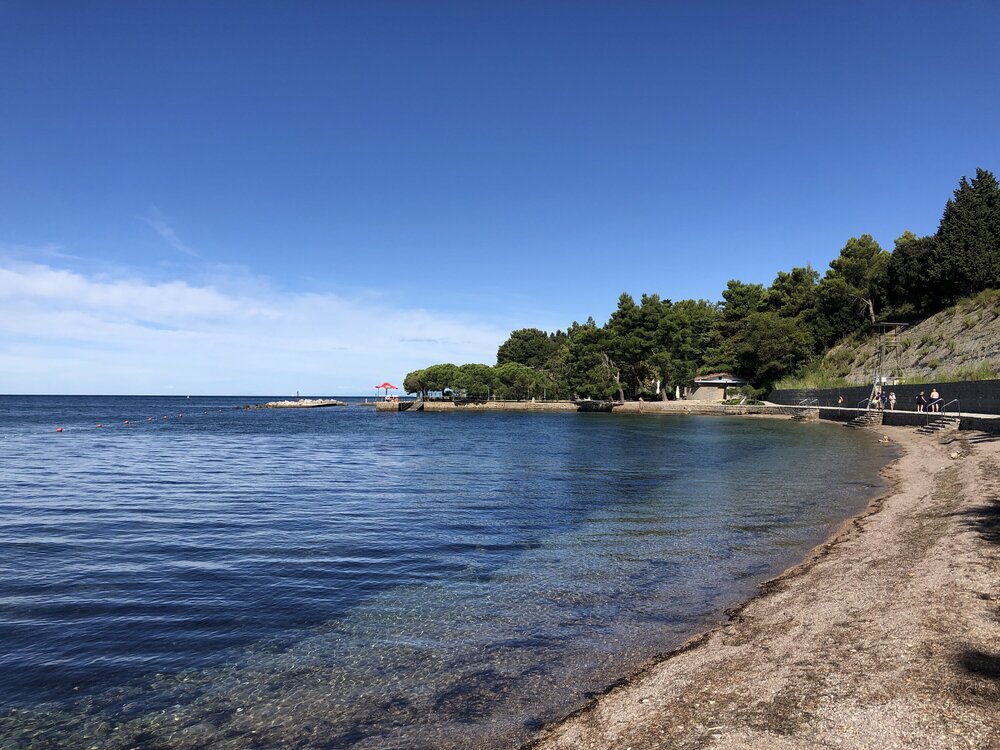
[815,409,944,428]
[769,378,1000,416]
[961,416,1000,434]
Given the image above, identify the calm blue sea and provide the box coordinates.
[0,396,895,749]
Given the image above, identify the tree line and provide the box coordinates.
[405,168,1000,400]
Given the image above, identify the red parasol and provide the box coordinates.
[375,382,398,390]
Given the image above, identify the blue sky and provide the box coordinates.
[2,2,999,394]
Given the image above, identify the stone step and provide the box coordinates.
[915,416,960,435]
[847,410,884,428]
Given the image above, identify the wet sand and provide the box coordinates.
[528,426,1000,749]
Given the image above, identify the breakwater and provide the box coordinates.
[259,398,346,408]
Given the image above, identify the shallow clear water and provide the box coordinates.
[0,396,895,749]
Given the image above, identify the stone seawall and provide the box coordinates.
[813,406,1000,433]
[816,408,952,428]
[385,398,1000,431]
[418,400,807,417]
[769,378,1000,415]
[422,400,579,412]
[611,402,800,417]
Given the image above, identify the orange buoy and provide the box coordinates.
[55,427,64,432]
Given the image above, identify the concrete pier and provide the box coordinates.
[375,399,422,412]
[261,398,346,408]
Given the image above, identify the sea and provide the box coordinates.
[0,395,896,749]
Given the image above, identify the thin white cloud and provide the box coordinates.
[0,242,95,264]
[140,209,202,259]
[0,261,508,395]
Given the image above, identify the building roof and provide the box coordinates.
[693,372,750,385]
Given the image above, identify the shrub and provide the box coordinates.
[956,363,999,381]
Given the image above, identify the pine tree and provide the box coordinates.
[935,168,1000,302]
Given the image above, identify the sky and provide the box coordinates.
[2,1,999,395]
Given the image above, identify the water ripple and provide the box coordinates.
[0,396,896,748]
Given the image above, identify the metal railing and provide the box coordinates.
[923,398,946,414]
[858,397,871,410]
[797,398,818,407]
[921,398,960,426]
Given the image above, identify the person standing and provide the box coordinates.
[930,387,941,412]
[916,392,926,412]
[888,391,897,411]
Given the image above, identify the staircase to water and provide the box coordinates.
[915,415,960,435]
[847,410,884,429]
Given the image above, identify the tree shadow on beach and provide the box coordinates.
[959,649,1000,681]
[952,502,1000,546]
[966,432,1000,445]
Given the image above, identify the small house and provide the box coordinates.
[687,372,750,402]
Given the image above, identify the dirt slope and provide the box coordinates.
[820,291,1000,385]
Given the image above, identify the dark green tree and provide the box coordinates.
[605,292,655,399]
[421,363,459,396]
[403,368,428,398]
[825,234,889,324]
[660,299,721,395]
[539,341,573,399]
[493,362,538,400]
[763,266,820,318]
[816,276,866,345]
[729,312,815,386]
[720,280,766,321]
[454,363,494,399]
[564,318,617,399]
[886,231,938,317]
[496,328,559,369]
[935,168,1000,302]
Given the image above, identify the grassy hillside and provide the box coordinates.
[775,289,1000,390]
